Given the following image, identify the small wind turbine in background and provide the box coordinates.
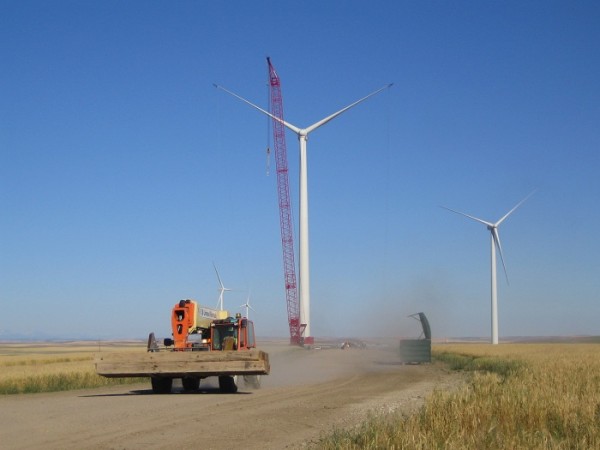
[213,262,232,311]
[240,291,255,319]
[441,190,536,345]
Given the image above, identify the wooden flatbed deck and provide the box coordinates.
[95,349,270,378]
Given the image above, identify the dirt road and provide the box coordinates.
[0,342,461,449]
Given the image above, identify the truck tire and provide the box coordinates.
[182,376,200,391]
[151,377,173,394]
[218,375,238,394]
[243,375,261,389]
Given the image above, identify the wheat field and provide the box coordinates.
[0,341,145,394]
[317,342,600,449]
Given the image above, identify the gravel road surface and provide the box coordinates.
[0,341,462,449]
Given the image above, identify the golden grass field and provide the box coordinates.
[2,340,599,449]
[317,342,600,449]
[0,341,145,394]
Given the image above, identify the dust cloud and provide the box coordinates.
[257,339,403,389]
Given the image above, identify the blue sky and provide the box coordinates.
[1,1,599,341]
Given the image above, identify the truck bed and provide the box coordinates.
[95,349,270,378]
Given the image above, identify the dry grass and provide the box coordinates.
[316,342,600,449]
[0,341,146,394]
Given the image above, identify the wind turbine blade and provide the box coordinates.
[303,84,393,135]
[440,206,494,228]
[495,189,537,227]
[213,84,302,134]
[492,228,509,284]
[213,262,224,288]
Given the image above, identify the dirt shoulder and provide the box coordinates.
[0,342,463,449]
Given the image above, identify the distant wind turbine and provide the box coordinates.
[441,191,535,344]
[213,262,231,311]
[240,291,255,319]
[214,81,392,341]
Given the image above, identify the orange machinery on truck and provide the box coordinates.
[95,299,269,394]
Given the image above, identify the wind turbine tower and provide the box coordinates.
[442,191,535,344]
[215,67,391,344]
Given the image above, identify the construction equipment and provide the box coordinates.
[399,312,432,364]
[267,57,307,346]
[95,299,270,394]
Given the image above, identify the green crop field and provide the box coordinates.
[316,342,600,449]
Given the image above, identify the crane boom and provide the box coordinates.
[267,57,303,345]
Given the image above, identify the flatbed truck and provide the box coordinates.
[95,299,270,393]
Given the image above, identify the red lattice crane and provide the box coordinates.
[267,57,304,345]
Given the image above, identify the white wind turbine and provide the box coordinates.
[442,191,535,344]
[240,291,255,319]
[214,82,392,341]
[213,262,231,311]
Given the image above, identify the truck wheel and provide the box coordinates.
[243,375,261,389]
[182,376,200,391]
[218,375,238,394]
[151,377,173,394]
